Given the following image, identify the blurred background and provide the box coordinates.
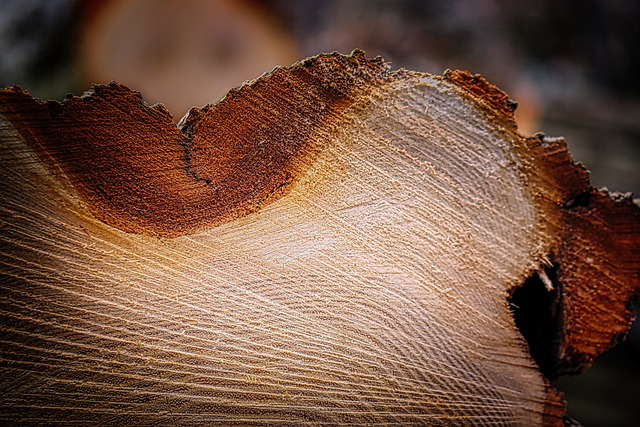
[0,0,638,425]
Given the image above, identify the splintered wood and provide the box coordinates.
[1,50,638,426]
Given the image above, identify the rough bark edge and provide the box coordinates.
[442,70,519,127]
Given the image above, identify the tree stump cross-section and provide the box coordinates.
[0,50,638,425]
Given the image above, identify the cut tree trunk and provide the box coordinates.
[0,50,638,426]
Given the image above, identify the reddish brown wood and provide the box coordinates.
[556,189,640,373]
[0,51,389,237]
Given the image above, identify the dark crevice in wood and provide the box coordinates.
[562,191,591,210]
[509,259,565,380]
[178,137,213,185]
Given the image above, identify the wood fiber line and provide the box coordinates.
[1,50,640,426]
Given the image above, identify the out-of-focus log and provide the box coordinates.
[78,0,297,115]
[0,50,638,425]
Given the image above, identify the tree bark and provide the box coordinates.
[0,50,638,426]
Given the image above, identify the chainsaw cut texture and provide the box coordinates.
[0,50,638,426]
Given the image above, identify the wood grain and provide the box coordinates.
[1,50,638,425]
